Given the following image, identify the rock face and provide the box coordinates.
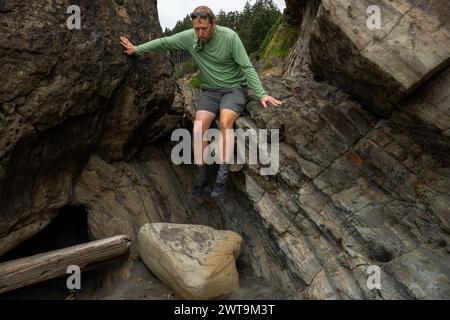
[308,0,450,116]
[0,0,175,255]
[138,223,242,300]
[399,66,450,136]
[73,142,300,298]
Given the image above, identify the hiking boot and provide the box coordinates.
[191,184,206,199]
[211,182,226,198]
[211,164,229,199]
[191,165,208,199]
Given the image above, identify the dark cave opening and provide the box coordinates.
[0,206,90,263]
[0,206,102,300]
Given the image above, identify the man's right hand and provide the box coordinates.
[120,36,135,55]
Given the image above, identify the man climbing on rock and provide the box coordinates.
[120,5,282,199]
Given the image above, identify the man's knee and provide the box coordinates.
[194,117,211,131]
[219,115,236,129]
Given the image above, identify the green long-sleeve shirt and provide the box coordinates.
[134,26,268,99]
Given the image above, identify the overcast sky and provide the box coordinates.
[157,0,286,30]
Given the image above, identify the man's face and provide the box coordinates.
[192,18,216,43]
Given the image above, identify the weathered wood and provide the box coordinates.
[0,235,131,294]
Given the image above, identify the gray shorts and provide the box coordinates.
[196,86,248,115]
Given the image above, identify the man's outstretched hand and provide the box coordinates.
[120,36,135,55]
[260,95,282,108]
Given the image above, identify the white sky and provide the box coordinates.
[157,0,287,30]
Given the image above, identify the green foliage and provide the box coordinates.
[253,14,283,59]
[188,73,202,89]
[256,16,299,70]
[163,15,192,36]
[216,10,240,30]
[174,60,197,79]
[238,0,282,55]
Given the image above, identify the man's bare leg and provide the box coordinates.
[191,110,216,199]
[219,109,239,164]
[212,108,239,198]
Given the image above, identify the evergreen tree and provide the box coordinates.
[225,11,239,31]
[164,14,191,36]
[216,10,227,27]
[237,1,253,52]
[246,0,281,54]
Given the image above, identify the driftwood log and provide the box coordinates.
[0,235,131,294]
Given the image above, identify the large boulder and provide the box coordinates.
[138,223,243,300]
[309,0,450,116]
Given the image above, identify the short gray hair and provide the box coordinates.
[191,6,216,23]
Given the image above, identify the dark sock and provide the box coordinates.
[216,163,230,184]
[194,165,208,187]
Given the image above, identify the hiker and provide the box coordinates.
[120,6,282,199]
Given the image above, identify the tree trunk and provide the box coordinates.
[0,235,131,294]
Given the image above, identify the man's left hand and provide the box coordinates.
[260,95,282,108]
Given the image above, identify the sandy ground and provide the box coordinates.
[83,259,288,300]
[0,258,288,300]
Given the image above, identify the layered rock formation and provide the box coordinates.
[176,0,450,298]
[178,74,449,299]
[0,0,449,300]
